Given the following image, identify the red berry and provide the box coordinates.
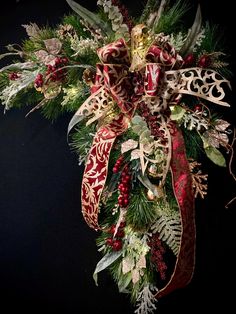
[194,104,202,112]
[184,53,195,66]
[118,183,123,190]
[112,239,123,251]
[198,55,211,68]
[109,225,116,234]
[113,166,118,173]
[119,222,126,228]
[116,229,125,238]
[106,237,113,246]
[118,199,124,206]
[123,199,129,207]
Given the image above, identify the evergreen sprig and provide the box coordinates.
[154,0,189,34]
[126,188,158,232]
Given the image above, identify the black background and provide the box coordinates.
[0,1,235,313]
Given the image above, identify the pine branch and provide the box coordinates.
[154,0,189,34]
[70,121,96,164]
[126,189,158,232]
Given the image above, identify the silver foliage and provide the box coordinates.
[151,210,181,256]
[135,284,158,314]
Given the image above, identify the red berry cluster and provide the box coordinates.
[106,222,126,251]
[113,155,124,174]
[148,234,167,281]
[139,102,169,140]
[111,0,134,32]
[34,73,44,88]
[9,72,20,80]
[46,57,68,82]
[118,165,131,208]
[183,53,212,68]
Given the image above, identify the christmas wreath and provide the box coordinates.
[0,0,235,313]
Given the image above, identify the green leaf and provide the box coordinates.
[66,0,112,37]
[93,251,122,286]
[204,146,226,167]
[170,105,186,121]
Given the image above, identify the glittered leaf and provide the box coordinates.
[215,119,230,132]
[22,23,40,39]
[131,149,141,161]
[44,38,62,55]
[122,256,135,274]
[121,139,138,154]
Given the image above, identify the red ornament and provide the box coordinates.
[184,53,195,66]
[198,55,211,68]
[112,239,123,251]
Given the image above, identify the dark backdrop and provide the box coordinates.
[0,1,235,313]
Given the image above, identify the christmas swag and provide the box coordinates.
[0,0,234,313]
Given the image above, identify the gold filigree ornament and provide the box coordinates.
[130,24,154,72]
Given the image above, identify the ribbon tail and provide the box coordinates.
[156,126,195,298]
[81,115,128,230]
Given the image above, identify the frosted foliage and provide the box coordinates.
[134,284,158,314]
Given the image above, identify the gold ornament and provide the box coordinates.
[130,24,153,72]
[82,68,96,86]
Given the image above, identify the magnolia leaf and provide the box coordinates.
[180,5,202,56]
[66,0,112,36]
[170,105,186,121]
[118,271,132,293]
[204,146,226,167]
[121,139,138,154]
[93,251,122,285]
